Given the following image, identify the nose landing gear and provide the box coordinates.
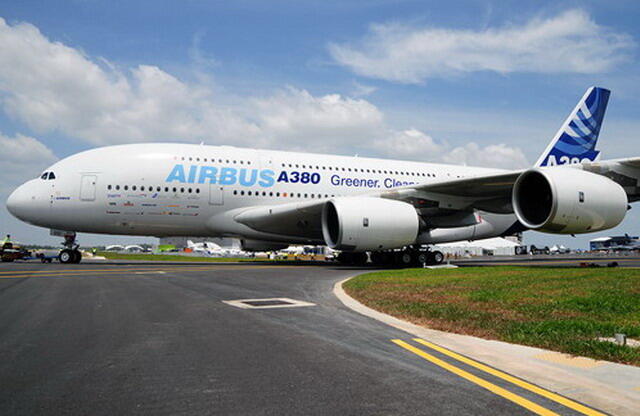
[57,232,82,264]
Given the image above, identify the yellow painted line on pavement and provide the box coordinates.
[392,339,559,416]
[413,339,605,416]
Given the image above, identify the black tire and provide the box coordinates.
[396,251,414,267]
[432,250,444,264]
[1,256,13,263]
[417,252,429,265]
[370,251,383,265]
[352,252,368,266]
[71,250,82,264]
[58,249,74,264]
[337,252,354,265]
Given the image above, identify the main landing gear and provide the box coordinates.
[337,247,444,268]
[58,232,82,264]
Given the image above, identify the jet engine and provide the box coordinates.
[512,168,627,234]
[322,197,419,251]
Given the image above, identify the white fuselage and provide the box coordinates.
[7,143,516,245]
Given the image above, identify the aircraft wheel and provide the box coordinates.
[417,252,430,265]
[1,256,13,263]
[370,251,384,266]
[337,252,354,265]
[72,250,82,264]
[352,252,368,266]
[58,249,74,264]
[432,250,444,264]
[396,251,414,267]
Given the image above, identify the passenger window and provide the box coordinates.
[41,172,48,180]
[124,185,128,191]
[107,185,112,190]
[48,172,56,180]
[132,186,137,191]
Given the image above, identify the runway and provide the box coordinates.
[0,262,604,415]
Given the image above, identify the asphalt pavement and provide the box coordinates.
[0,261,605,415]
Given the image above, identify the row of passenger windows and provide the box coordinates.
[107,185,201,194]
[178,155,469,179]
[178,156,439,178]
[181,156,251,165]
[279,163,437,177]
[232,189,337,199]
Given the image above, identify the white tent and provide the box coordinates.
[433,237,520,257]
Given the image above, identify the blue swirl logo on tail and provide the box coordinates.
[536,87,610,167]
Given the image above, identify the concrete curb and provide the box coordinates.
[334,277,640,416]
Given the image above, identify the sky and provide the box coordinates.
[0,0,639,248]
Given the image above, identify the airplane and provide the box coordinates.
[186,239,227,256]
[549,244,571,255]
[6,87,638,266]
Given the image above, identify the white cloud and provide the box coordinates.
[0,132,57,193]
[372,128,444,159]
[442,143,529,170]
[0,18,260,146]
[0,17,530,171]
[329,9,634,83]
[351,81,377,97]
[251,87,385,152]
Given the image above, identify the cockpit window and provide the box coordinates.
[41,172,48,180]
[48,172,56,180]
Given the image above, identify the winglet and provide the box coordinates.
[535,87,610,167]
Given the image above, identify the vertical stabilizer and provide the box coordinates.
[535,87,610,167]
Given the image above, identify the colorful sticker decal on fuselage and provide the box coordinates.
[165,164,417,189]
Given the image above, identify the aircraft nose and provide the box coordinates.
[6,182,38,221]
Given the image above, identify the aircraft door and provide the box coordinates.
[80,175,97,201]
[209,184,224,205]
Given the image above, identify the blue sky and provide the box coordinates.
[1,0,639,248]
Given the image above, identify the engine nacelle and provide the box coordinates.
[322,197,419,251]
[240,239,289,252]
[512,168,627,234]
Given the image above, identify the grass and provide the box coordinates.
[96,251,272,262]
[344,266,640,366]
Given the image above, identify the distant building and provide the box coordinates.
[589,235,639,251]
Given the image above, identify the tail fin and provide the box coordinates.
[535,87,610,167]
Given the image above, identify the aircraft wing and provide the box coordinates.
[581,157,640,202]
[233,157,640,239]
[233,170,522,239]
[378,171,522,215]
[234,199,326,239]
